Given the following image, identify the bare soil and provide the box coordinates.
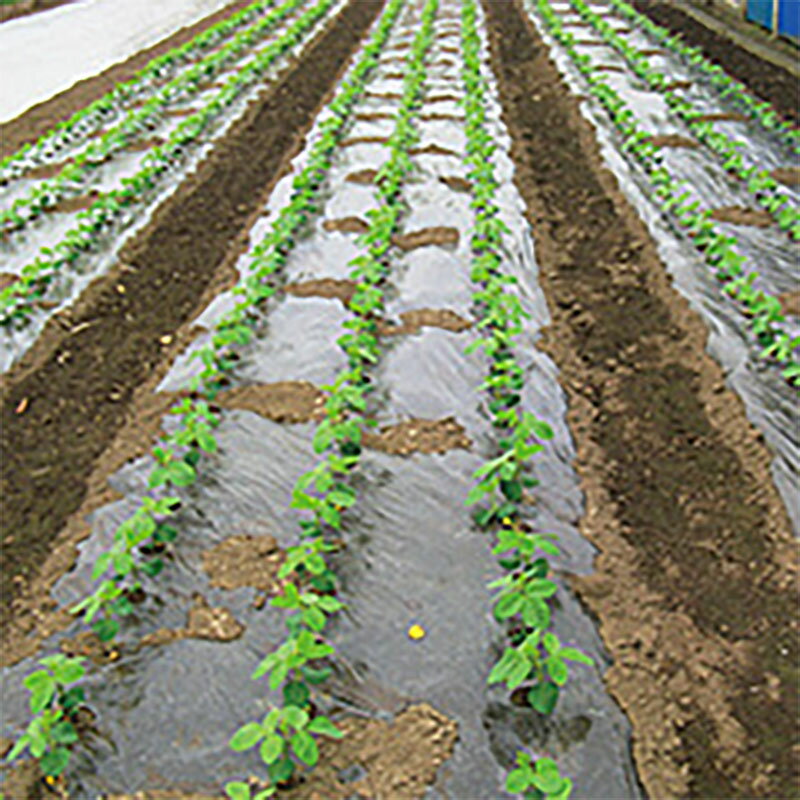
[771,166,800,186]
[0,0,74,24]
[439,175,472,192]
[778,290,800,317]
[217,380,327,423]
[483,2,799,797]
[691,112,749,123]
[708,205,775,227]
[645,134,700,148]
[202,533,287,595]
[323,216,370,234]
[363,417,471,455]
[392,226,460,250]
[285,278,359,308]
[378,308,472,336]
[345,167,378,183]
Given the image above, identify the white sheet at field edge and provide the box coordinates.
[0,0,232,124]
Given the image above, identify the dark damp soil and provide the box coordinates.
[378,307,472,336]
[216,380,327,423]
[663,79,693,90]
[363,417,471,456]
[708,205,774,227]
[483,1,799,798]
[285,277,359,308]
[0,273,17,291]
[0,0,386,638]
[778,290,800,317]
[637,48,666,57]
[439,174,472,192]
[573,39,608,46]
[393,226,459,250]
[771,166,800,186]
[595,64,625,73]
[323,216,370,233]
[0,0,74,24]
[0,0,257,159]
[645,134,700,148]
[631,0,800,125]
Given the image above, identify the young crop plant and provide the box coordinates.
[566,0,799,240]
[224,0,440,792]
[531,0,800,387]
[7,1,408,788]
[0,0,337,328]
[460,1,592,796]
[0,0,306,237]
[0,0,287,182]
[605,0,799,150]
[5,656,87,780]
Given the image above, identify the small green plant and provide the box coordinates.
[6,655,86,778]
[506,752,574,800]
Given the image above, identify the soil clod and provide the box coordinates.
[392,226,460,250]
[708,206,774,227]
[364,417,471,456]
[202,534,286,595]
[217,380,327,423]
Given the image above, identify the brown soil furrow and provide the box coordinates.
[0,0,257,159]
[483,2,798,798]
[0,0,386,634]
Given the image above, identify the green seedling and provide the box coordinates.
[6,655,86,778]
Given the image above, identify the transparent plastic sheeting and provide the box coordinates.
[0,0,348,374]
[531,3,800,534]
[0,3,643,798]
[0,0,234,124]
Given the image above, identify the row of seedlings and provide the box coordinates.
[4,0,408,788]
[224,1,443,796]
[0,0,340,330]
[459,2,591,798]
[565,0,798,239]
[530,0,799,386]
[0,0,287,180]
[1,0,312,237]
[604,0,799,150]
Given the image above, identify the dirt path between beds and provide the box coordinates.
[0,0,257,158]
[0,0,386,637]
[483,1,798,798]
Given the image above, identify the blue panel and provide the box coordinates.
[778,0,800,39]
[747,0,773,30]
